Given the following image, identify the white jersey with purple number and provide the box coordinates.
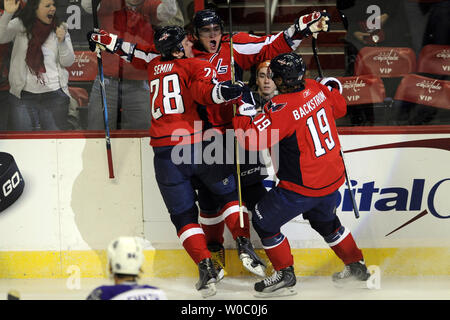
[87,281,167,300]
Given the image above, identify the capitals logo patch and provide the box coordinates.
[268,101,287,112]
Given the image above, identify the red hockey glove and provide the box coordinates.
[285,11,330,40]
[87,29,121,54]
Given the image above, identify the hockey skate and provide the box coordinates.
[332,260,371,288]
[195,258,218,298]
[254,266,297,298]
[236,236,266,277]
[208,243,226,281]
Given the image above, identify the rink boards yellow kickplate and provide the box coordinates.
[0,247,448,279]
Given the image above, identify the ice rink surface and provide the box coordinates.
[1,275,449,300]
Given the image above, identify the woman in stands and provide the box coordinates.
[0,0,75,131]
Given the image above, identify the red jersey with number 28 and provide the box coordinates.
[233,79,347,197]
[146,56,219,147]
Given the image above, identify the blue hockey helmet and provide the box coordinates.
[154,25,187,59]
[193,9,224,36]
[269,52,306,90]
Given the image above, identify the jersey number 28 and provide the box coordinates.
[150,74,184,120]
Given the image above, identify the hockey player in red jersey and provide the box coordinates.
[81,0,179,130]
[233,52,371,297]
[191,8,331,280]
[88,25,245,297]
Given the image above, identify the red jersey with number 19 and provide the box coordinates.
[147,56,219,147]
[233,79,348,197]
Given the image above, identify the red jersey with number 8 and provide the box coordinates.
[233,79,347,197]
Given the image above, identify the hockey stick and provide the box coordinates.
[312,34,359,219]
[92,0,114,179]
[227,0,245,228]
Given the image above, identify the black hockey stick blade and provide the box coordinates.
[312,34,323,78]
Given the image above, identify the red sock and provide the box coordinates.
[263,235,293,271]
[327,227,363,265]
[178,223,210,264]
[199,211,225,245]
[221,201,250,240]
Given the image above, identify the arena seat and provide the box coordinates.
[67,51,98,82]
[354,47,416,78]
[68,87,89,108]
[335,75,387,126]
[417,44,450,80]
[391,74,450,125]
[67,51,98,129]
[354,47,417,98]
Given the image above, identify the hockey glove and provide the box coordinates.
[237,90,257,117]
[285,11,330,40]
[237,102,257,117]
[87,29,122,54]
[212,80,244,104]
[318,77,343,94]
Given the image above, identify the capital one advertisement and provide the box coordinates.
[278,134,450,250]
[0,133,448,255]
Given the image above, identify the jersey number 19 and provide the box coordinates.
[306,108,336,157]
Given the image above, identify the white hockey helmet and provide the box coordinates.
[107,237,144,276]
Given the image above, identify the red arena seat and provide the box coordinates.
[67,51,98,82]
[336,75,387,126]
[417,44,450,78]
[354,47,417,98]
[66,51,98,129]
[354,47,417,78]
[68,87,89,108]
[392,74,450,125]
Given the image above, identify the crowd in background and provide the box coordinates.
[0,0,449,131]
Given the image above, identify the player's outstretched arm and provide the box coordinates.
[86,29,158,68]
[284,11,330,43]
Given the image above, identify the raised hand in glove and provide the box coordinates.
[237,102,257,117]
[317,77,343,94]
[236,89,257,117]
[212,80,245,104]
[285,11,330,40]
[87,29,121,54]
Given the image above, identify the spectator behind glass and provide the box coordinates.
[81,0,178,130]
[0,0,74,131]
[156,0,184,27]
[422,0,450,47]
[404,0,450,57]
[253,60,277,111]
[337,0,412,76]
[0,1,24,130]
